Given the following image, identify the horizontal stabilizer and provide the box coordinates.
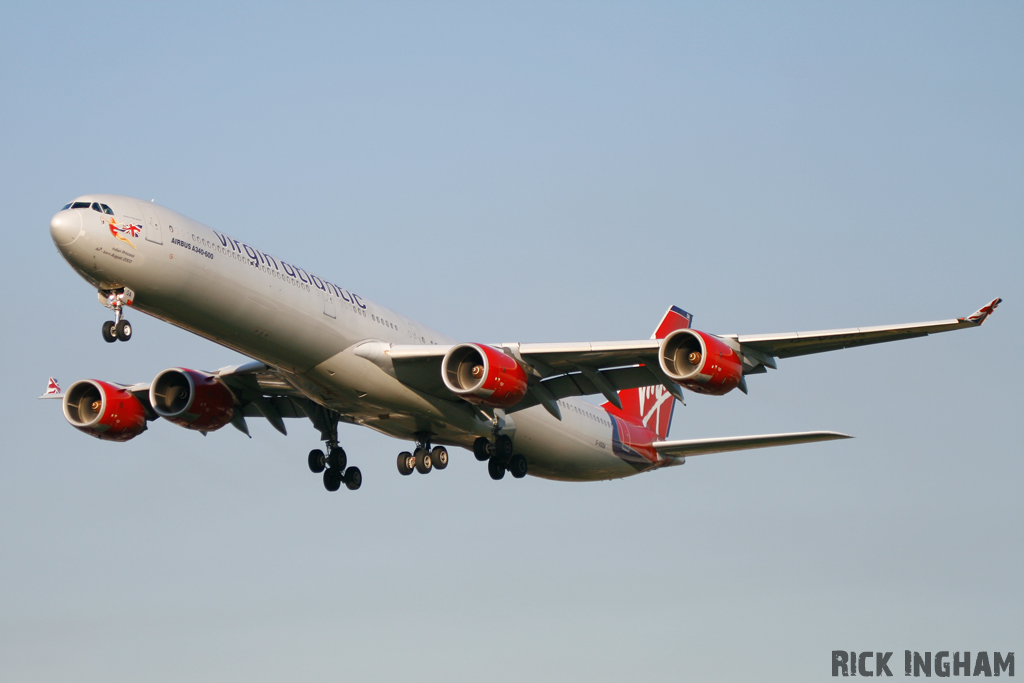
[653,431,851,458]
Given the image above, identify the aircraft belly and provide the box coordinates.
[512,406,642,482]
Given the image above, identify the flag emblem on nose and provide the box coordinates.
[106,218,141,248]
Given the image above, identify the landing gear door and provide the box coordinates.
[137,203,163,245]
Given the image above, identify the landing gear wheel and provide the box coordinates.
[488,457,506,480]
[397,451,414,476]
[509,453,528,479]
[414,448,433,474]
[327,447,347,471]
[495,434,514,459]
[101,321,117,343]
[431,446,449,470]
[344,467,362,490]
[323,468,343,492]
[473,437,490,461]
[115,319,132,342]
[308,449,326,474]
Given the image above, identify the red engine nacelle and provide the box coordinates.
[441,343,529,409]
[62,380,148,442]
[658,329,744,396]
[149,368,235,431]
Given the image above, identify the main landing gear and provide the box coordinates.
[396,435,449,476]
[308,445,361,491]
[473,435,528,481]
[100,289,132,342]
[307,408,360,492]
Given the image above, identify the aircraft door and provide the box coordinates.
[137,203,163,245]
[320,288,336,319]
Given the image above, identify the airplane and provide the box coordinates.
[43,195,1002,492]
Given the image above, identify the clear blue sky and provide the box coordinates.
[1,3,1021,681]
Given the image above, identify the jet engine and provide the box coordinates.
[658,329,743,396]
[441,343,529,409]
[62,380,148,442]
[149,368,235,431]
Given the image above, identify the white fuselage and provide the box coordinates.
[51,195,661,481]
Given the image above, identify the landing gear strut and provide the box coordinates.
[308,407,360,492]
[100,289,132,342]
[396,434,448,477]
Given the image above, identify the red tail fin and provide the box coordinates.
[602,306,691,439]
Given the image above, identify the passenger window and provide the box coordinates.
[101,204,114,215]
[61,203,72,210]
[71,202,90,209]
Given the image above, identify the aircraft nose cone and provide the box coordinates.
[50,210,82,246]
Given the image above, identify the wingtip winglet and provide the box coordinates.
[38,377,62,400]
[962,297,1002,326]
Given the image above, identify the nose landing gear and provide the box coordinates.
[100,288,133,342]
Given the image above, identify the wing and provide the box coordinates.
[653,431,851,459]
[51,362,320,436]
[727,298,1003,366]
[355,339,670,416]
[357,297,1001,415]
[213,361,320,436]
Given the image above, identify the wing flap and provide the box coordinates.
[506,366,659,413]
[653,430,851,458]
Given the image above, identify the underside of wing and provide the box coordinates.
[354,298,1002,416]
[653,430,851,458]
[214,361,320,435]
[377,340,667,415]
[729,297,1001,362]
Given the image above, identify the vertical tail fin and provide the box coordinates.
[602,306,692,439]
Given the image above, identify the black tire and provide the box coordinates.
[101,321,117,343]
[488,457,506,480]
[495,434,514,459]
[473,437,490,461]
[327,447,347,471]
[115,319,132,341]
[509,453,528,479]
[308,449,326,474]
[397,451,414,476]
[431,446,449,470]
[344,467,362,491]
[323,468,342,492]
[414,447,432,474]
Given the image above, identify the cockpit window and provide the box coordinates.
[101,204,114,215]
[61,203,72,210]
[71,202,90,209]
[91,202,103,213]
